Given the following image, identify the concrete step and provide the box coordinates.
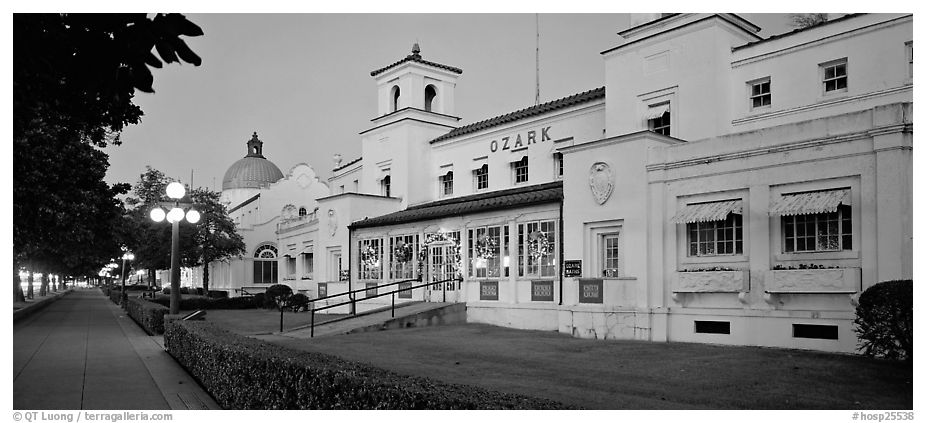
[277,302,466,339]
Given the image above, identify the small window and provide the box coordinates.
[381,175,391,197]
[793,324,838,340]
[822,59,848,93]
[695,321,730,334]
[474,164,488,190]
[601,233,619,277]
[906,41,913,79]
[512,156,529,184]
[646,103,671,136]
[553,152,564,179]
[687,214,744,257]
[298,207,307,217]
[353,180,359,192]
[301,252,313,279]
[750,78,771,109]
[440,171,453,196]
[425,84,437,112]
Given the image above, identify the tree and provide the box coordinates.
[789,13,829,29]
[13,14,202,301]
[189,188,246,293]
[124,167,244,293]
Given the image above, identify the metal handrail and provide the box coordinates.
[307,276,461,338]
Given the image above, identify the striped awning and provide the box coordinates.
[769,189,850,216]
[643,103,670,120]
[671,200,743,224]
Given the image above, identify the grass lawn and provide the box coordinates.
[264,323,912,410]
[205,309,346,335]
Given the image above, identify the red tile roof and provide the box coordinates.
[429,87,605,144]
[350,181,563,229]
[370,49,463,77]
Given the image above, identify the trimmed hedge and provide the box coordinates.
[854,279,913,361]
[125,297,170,335]
[109,287,122,304]
[148,295,259,311]
[165,320,573,410]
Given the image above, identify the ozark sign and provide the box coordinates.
[489,126,553,153]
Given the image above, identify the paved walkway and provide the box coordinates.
[13,288,219,410]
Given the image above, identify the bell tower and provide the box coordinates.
[370,43,462,117]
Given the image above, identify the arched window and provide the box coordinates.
[425,84,437,112]
[298,207,307,217]
[391,85,401,112]
[253,244,278,284]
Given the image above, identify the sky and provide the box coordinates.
[102,13,799,193]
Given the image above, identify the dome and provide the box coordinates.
[222,132,285,190]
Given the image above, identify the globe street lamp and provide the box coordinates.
[150,182,200,314]
[120,251,135,307]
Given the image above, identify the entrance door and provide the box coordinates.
[426,244,459,302]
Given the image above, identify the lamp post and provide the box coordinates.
[149,182,200,314]
[120,251,135,307]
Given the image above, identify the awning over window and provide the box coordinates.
[643,103,670,120]
[671,199,743,224]
[471,160,488,170]
[769,189,850,216]
[375,169,391,182]
[298,245,314,255]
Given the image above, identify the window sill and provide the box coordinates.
[749,105,771,114]
[775,250,859,261]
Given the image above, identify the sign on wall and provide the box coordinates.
[564,260,582,278]
[488,126,553,153]
[531,280,554,302]
[578,278,603,304]
[480,281,499,301]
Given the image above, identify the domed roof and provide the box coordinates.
[222,132,284,190]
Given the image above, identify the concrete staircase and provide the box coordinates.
[274,302,466,339]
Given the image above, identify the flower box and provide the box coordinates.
[674,270,749,293]
[767,268,860,293]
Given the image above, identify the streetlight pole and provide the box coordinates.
[150,181,200,315]
[120,251,135,307]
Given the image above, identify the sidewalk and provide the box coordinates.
[13,288,220,410]
[13,287,72,322]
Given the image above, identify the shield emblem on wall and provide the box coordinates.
[327,209,338,236]
[588,162,613,205]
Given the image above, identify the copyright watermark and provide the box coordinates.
[13,412,173,423]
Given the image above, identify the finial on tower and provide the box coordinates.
[410,42,421,59]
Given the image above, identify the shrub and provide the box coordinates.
[109,287,122,304]
[265,284,293,310]
[289,293,309,312]
[162,287,170,295]
[125,298,170,335]
[208,290,229,299]
[164,320,572,410]
[854,279,912,361]
[147,294,258,311]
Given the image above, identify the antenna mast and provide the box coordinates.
[535,13,540,105]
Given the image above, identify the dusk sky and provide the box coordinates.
[102,13,799,193]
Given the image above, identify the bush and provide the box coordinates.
[162,287,170,295]
[125,298,170,335]
[147,294,258,311]
[109,287,122,304]
[854,280,912,361]
[208,290,229,299]
[164,320,572,409]
[264,284,293,310]
[289,293,309,312]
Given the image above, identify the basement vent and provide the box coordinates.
[694,320,730,334]
[792,324,838,340]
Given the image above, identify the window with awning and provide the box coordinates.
[672,200,744,257]
[769,189,850,216]
[671,199,743,224]
[773,189,853,253]
[643,103,670,120]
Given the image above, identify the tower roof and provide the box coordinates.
[370,43,463,77]
[222,132,284,190]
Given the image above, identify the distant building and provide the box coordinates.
[211,14,912,353]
